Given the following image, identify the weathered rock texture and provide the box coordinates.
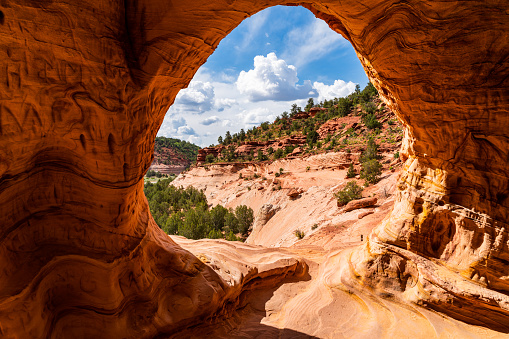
[343,197,377,212]
[1,0,509,337]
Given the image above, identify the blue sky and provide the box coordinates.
[158,5,369,147]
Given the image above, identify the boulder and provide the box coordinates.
[343,197,378,212]
[287,188,302,199]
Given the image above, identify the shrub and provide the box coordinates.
[394,151,400,159]
[235,205,254,236]
[274,148,284,159]
[294,229,305,239]
[226,230,240,241]
[284,145,296,155]
[311,224,318,230]
[346,163,356,178]
[334,181,363,206]
[257,149,267,161]
[360,159,383,185]
[346,128,356,136]
[306,130,319,146]
[360,137,379,163]
[306,166,310,172]
[363,113,382,130]
[336,97,352,117]
[362,101,377,115]
[360,82,378,102]
[205,153,215,163]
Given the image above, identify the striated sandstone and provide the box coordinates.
[1,0,509,337]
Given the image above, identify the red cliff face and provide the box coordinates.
[0,0,508,336]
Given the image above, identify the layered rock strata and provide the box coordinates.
[0,0,508,337]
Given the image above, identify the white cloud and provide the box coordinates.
[236,52,315,102]
[215,98,237,112]
[222,119,233,127]
[240,107,276,128]
[220,72,236,83]
[282,18,348,68]
[201,116,221,126]
[187,135,202,145]
[171,117,186,129]
[172,80,215,113]
[177,125,196,135]
[313,80,357,102]
[237,11,270,51]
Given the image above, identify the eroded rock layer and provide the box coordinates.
[1,0,508,337]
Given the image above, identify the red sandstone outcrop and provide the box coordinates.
[290,111,310,119]
[197,147,222,164]
[317,115,360,138]
[286,188,303,199]
[309,107,326,117]
[1,0,509,337]
[343,197,377,212]
[235,141,268,156]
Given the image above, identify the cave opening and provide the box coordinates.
[144,5,391,244]
[157,5,369,148]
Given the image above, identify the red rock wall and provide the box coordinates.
[0,0,508,336]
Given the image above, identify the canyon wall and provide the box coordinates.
[0,0,508,336]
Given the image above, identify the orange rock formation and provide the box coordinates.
[1,0,508,337]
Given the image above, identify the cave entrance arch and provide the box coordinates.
[157,4,369,149]
[1,0,509,336]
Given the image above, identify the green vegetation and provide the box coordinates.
[204,82,389,164]
[335,181,364,206]
[146,169,169,178]
[346,163,356,178]
[144,178,254,241]
[360,159,383,185]
[362,113,382,130]
[154,137,200,165]
[359,137,382,185]
[360,137,380,163]
[294,229,305,239]
[205,153,215,164]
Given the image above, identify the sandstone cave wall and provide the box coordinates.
[0,0,508,336]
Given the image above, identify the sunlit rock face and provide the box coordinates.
[0,0,508,336]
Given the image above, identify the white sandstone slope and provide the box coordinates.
[172,151,400,248]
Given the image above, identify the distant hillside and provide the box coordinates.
[149,137,200,175]
[197,83,403,165]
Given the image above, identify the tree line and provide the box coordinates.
[144,178,254,241]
